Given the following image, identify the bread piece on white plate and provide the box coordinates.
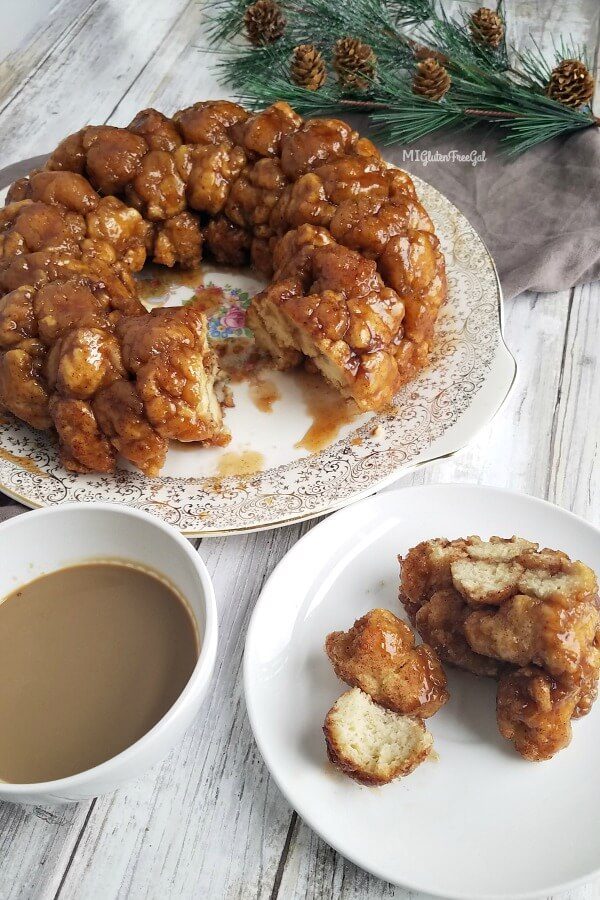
[323,688,433,786]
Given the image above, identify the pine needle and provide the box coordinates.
[207,0,599,155]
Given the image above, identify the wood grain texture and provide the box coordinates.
[0,0,192,164]
[0,1,598,898]
[0,0,94,109]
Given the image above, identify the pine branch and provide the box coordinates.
[449,63,595,153]
[206,0,254,43]
[283,0,417,68]
[227,52,386,114]
[385,0,434,27]
[421,5,508,73]
[207,0,599,154]
[361,66,457,142]
[512,36,590,90]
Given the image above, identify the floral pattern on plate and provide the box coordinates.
[202,284,253,341]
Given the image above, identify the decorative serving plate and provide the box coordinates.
[0,175,516,535]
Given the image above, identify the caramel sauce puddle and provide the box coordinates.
[217,450,265,477]
[248,376,281,414]
[294,370,359,453]
[133,271,363,460]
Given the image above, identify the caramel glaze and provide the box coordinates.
[294,369,360,453]
[217,449,264,477]
[325,608,449,718]
[0,102,446,478]
[248,375,281,413]
[0,446,47,477]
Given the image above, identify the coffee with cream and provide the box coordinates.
[0,562,198,784]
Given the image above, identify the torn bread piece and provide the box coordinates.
[325,608,449,718]
[400,536,539,613]
[248,225,406,412]
[324,688,432,785]
[117,304,230,446]
[451,542,597,608]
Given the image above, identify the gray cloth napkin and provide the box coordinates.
[0,498,24,521]
[370,122,600,299]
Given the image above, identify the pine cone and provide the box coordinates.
[333,37,376,90]
[547,58,595,109]
[413,44,449,66]
[413,58,451,101]
[470,7,505,49]
[244,0,286,46]
[290,44,326,90]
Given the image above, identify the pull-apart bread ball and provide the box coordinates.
[323,608,446,785]
[117,305,228,445]
[324,688,433,785]
[325,608,449,717]
[279,117,380,181]
[399,536,600,760]
[496,665,586,762]
[3,100,446,472]
[247,225,408,411]
[50,394,117,474]
[0,340,51,430]
[229,101,302,159]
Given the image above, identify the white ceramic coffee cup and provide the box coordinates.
[0,503,218,804]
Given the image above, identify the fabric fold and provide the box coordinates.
[361,120,600,299]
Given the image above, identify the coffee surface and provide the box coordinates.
[0,562,198,783]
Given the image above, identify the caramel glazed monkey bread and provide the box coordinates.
[400,537,600,761]
[0,100,447,476]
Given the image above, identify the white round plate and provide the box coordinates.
[244,483,600,899]
[0,176,515,535]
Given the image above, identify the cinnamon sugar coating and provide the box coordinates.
[326,608,449,718]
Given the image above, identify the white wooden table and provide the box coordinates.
[0,1,598,897]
